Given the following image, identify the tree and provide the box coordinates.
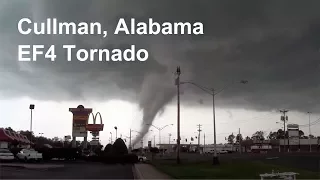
[245,136,251,140]
[309,134,315,138]
[112,138,128,155]
[267,131,278,140]
[236,134,243,143]
[299,130,304,137]
[252,131,265,141]
[227,133,235,144]
[104,144,113,154]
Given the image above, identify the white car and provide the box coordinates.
[16,149,43,162]
[219,150,228,154]
[138,155,147,162]
[0,148,15,161]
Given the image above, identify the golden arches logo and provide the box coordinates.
[89,112,103,125]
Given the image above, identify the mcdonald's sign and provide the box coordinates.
[69,105,92,137]
[86,112,104,132]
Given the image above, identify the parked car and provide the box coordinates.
[0,148,15,162]
[16,149,43,162]
[138,155,148,162]
[218,150,228,154]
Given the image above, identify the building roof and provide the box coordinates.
[0,128,31,144]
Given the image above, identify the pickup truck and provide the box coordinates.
[16,149,43,162]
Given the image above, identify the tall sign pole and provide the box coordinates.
[69,105,92,148]
[175,66,181,164]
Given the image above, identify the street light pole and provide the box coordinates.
[175,66,181,164]
[212,89,219,164]
[29,104,35,145]
[110,132,113,144]
[114,126,118,139]
[146,124,173,147]
[179,77,248,165]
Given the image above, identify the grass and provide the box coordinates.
[152,159,320,179]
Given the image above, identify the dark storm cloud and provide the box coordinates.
[1,0,320,142]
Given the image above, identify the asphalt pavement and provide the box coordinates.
[0,162,134,179]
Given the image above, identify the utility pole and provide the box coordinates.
[175,66,181,164]
[197,124,202,151]
[204,133,206,153]
[129,129,132,151]
[307,112,312,152]
[280,109,289,152]
[239,128,242,154]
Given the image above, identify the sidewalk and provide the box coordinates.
[133,163,172,179]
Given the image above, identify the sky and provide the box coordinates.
[1,0,320,147]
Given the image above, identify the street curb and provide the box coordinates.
[0,164,65,170]
[132,164,143,179]
[0,165,26,169]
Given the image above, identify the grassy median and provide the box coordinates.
[152,159,320,179]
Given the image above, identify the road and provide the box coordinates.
[0,162,134,179]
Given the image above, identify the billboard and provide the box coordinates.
[288,130,299,137]
[69,106,92,137]
[287,124,299,129]
[289,137,299,145]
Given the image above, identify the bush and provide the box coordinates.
[104,144,113,154]
[150,147,160,154]
[112,138,128,155]
[10,147,22,156]
[101,154,138,164]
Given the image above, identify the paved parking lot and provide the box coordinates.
[0,162,134,179]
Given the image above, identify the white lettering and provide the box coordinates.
[193,22,204,35]
[123,45,135,61]
[63,45,76,61]
[18,45,31,61]
[114,18,130,34]
[45,45,56,61]
[32,45,44,61]
[137,49,148,61]
[62,45,149,62]
[17,18,103,35]
[114,18,204,35]
[18,18,32,35]
[76,49,88,61]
